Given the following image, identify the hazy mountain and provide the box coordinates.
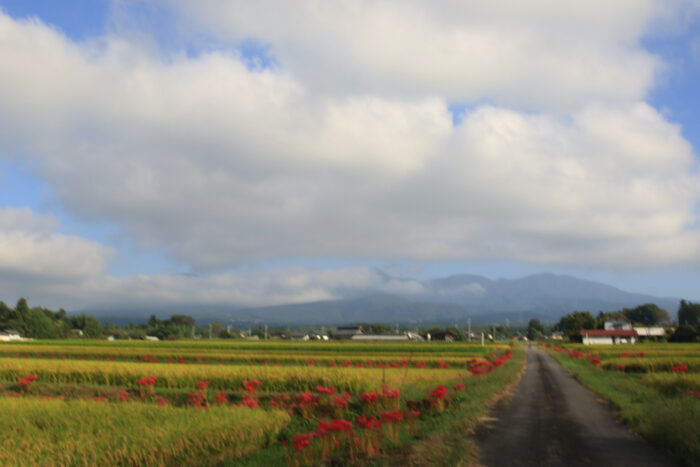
[419,273,679,317]
[88,273,680,326]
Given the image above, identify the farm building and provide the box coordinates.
[581,329,638,345]
[0,329,21,341]
[333,325,364,339]
[351,332,424,341]
[633,327,666,338]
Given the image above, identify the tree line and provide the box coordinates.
[548,301,700,341]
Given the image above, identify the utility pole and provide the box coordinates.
[264,324,268,340]
[468,317,472,343]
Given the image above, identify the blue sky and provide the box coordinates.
[0,1,699,309]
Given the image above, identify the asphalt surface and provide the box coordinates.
[474,344,675,466]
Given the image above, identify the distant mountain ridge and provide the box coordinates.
[88,273,681,326]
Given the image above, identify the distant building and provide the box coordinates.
[351,332,424,341]
[604,320,632,331]
[0,330,21,342]
[581,329,637,345]
[308,331,329,341]
[550,331,564,340]
[145,335,160,341]
[430,331,455,342]
[333,326,364,339]
[290,333,310,341]
[633,327,666,338]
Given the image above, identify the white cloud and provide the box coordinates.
[0,208,112,283]
[163,0,663,111]
[0,1,699,304]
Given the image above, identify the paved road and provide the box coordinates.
[474,345,675,466]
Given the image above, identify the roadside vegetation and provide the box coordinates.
[543,342,700,466]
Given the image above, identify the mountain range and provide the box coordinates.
[89,273,681,327]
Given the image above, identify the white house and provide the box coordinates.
[0,330,21,342]
[634,327,666,338]
[604,320,632,331]
[581,329,638,345]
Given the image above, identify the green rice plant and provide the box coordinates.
[0,398,290,466]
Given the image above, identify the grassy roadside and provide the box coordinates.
[546,347,700,466]
[398,346,526,467]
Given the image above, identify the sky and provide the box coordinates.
[0,0,699,311]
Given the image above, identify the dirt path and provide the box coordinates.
[473,345,675,466]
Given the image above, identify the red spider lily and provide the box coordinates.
[92,397,107,402]
[427,385,449,411]
[590,358,602,365]
[329,361,337,367]
[240,393,259,408]
[243,379,262,393]
[214,390,228,406]
[137,375,157,398]
[196,380,210,390]
[307,359,315,366]
[614,363,626,372]
[119,390,130,401]
[344,361,352,367]
[316,385,336,395]
[17,373,38,392]
[291,432,315,451]
[673,363,689,373]
[155,395,168,406]
[333,392,351,408]
[188,391,210,409]
[177,358,186,364]
[415,361,426,368]
[454,382,466,391]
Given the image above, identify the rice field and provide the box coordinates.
[1,339,524,466]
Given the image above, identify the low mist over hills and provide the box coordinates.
[89,273,681,326]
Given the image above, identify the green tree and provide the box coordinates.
[557,311,596,340]
[622,303,670,326]
[527,319,544,341]
[678,300,700,328]
[22,308,56,338]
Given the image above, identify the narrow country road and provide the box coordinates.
[474,345,675,466]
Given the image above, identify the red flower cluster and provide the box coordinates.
[673,363,689,373]
[316,385,336,395]
[243,379,262,393]
[137,375,156,398]
[17,373,38,391]
[188,390,210,409]
[196,380,210,390]
[118,389,130,401]
[214,390,228,406]
[334,392,351,409]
